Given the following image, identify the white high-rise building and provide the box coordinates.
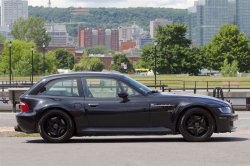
[1,0,28,26]
[150,18,173,38]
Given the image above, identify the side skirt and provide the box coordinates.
[76,127,174,136]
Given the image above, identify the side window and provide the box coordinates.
[38,78,80,97]
[120,82,142,97]
[82,78,121,98]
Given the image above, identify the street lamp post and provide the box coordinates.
[154,40,157,87]
[43,43,45,76]
[8,41,12,85]
[31,46,34,85]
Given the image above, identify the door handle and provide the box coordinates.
[88,103,99,107]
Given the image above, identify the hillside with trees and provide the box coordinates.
[28,6,187,37]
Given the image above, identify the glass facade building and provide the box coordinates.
[236,0,250,39]
[186,0,250,46]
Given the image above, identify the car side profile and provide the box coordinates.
[15,72,238,143]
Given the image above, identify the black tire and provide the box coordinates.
[38,109,74,143]
[179,108,215,142]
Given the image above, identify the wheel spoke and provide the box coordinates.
[194,127,199,136]
[200,125,208,131]
[57,116,62,124]
[199,116,205,123]
[45,126,54,133]
[55,128,61,137]
[190,115,195,123]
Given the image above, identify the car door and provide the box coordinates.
[82,77,149,127]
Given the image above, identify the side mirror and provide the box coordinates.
[118,92,128,98]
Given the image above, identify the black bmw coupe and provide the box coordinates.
[15,72,238,143]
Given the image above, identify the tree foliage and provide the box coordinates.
[221,59,239,77]
[0,40,58,76]
[28,6,187,37]
[11,16,51,50]
[0,33,6,44]
[55,48,75,70]
[85,45,114,55]
[75,52,104,71]
[206,24,250,72]
[109,53,133,73]
[89,57,104,71]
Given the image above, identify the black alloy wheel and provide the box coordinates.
[179,108,215,142]
[38,109,74,143]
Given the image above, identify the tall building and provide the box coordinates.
[150,18,173,38]
[118,26,131,41]
[1,0,28,27]
[45,24,69,46]
[110,30,119,51]
[236,0,250,39]
[138,35,154,49]
[77,28,119,51]
[186,0,250,46]
[77,27,86,47]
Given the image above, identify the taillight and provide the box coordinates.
[20,102,29,112]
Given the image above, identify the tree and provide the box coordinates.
[109,53,133,73]
[0,40,58,76]
[85,45,106,55]
[0,40,38,75]
[55,48,75,70]
[77,51,90,71]
[221,59,239,77]
[89,57,104,71]
[154,23,192,74]
[206,24,250,72]
[11,16,51,50]
[0,33,6,44]
[13,53,32,76]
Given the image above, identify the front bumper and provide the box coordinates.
[215,114,238,133]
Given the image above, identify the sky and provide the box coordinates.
[27,0,196,9]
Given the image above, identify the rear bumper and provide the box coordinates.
[216,114,238,133]
[16,111,37,133]
[15,125,24,132]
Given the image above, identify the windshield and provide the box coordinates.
[122,76,152,94]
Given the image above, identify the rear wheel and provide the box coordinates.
[179,108,215,142]
[38,109,74,143]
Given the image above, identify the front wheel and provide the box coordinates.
[179,108,215,142]
[38,109,74,143]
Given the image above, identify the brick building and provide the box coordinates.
[77,27,86,47]
[77,27,119,51]
[120,40,136,51]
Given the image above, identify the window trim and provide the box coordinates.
[37,77,83,98]
[81,76,121,98]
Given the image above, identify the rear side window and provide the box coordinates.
[38,78,80,97]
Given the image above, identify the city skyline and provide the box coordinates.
[0,0,197,9]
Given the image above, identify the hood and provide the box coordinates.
[152,92,230,106]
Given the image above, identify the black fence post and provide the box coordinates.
[183,81,185,91]
[229,81,230,92]
[162,84,164,92]
[207,81,209,92]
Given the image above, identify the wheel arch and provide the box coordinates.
[35,107,77,134]
[175,105,217,133]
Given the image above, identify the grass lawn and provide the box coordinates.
[1,75,250,88]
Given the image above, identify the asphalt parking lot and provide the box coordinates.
[0,111,250,166]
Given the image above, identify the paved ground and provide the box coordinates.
[0,134,250,166]
[0,112,249,166]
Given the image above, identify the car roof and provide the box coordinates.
[41,72,126,80]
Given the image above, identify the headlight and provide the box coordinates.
[218,107,232,113]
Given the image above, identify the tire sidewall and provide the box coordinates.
[38,109,74,143]
[179,108,215,142]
